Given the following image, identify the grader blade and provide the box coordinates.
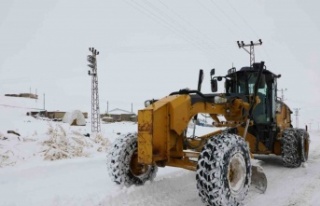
[251,165,267,194]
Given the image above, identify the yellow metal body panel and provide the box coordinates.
[237,126,268,153]
[273,140,281,155]
[138,110,153,164]
[137,94,254,168]
[138,95,182,165]
[169,95,191,135]
[167,157,197,171]
[276,102,292,137]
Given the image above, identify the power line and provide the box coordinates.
[225,0,260,39]
[207,0,251,40]
[151,1,235,58]
[196,0,236,36]
[124,0,269,67]
[109,44,202,53]
[157,0,220,49]
[225,0,273,65]
[142,0,214,49]
[124,0,212,54]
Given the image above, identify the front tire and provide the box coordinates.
[196,133,251,206]
[107,133,158,186]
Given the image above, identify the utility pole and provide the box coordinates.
[278,88,287,102]
[87,47,101,133]
[43,93,46,110]
[293,108,300,128]
[237,39,263,66]
[309,120,313,131]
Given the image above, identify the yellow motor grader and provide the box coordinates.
[107,61,310,206]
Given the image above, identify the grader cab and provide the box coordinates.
[107,62,309,206]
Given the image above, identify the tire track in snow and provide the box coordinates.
[246,132,320,206]
[101,171,202,206]
[283,175,320,206]
[308,139,320,162]
[283,134,320,206]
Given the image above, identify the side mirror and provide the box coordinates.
[210,68,215,76]
[211,79,218,92]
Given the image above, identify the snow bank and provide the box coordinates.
[0,146,15,167]
[41,123,110,161]
[0,132,38,167]
[0,123,111,165]
[42,124,91,160]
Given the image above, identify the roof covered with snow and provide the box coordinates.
[107,108,135,115]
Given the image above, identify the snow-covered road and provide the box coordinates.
[1,131,319,206]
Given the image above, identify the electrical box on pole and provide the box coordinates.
[87,47,101,133]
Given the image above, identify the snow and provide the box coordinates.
[1,96,320,206]
[62,110,86,126]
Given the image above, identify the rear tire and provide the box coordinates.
[281,129,301,168]
[107,133,158,186]
[296,129,310,162]
[196,133,251,206]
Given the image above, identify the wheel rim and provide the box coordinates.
[227,153,246,195]
[130,150,150,176]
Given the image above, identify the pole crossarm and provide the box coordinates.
[237,39,262,66]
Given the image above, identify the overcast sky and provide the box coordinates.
[1,0,319,127]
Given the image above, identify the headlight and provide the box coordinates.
[144,100,152,107]
[144,99,158,107]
